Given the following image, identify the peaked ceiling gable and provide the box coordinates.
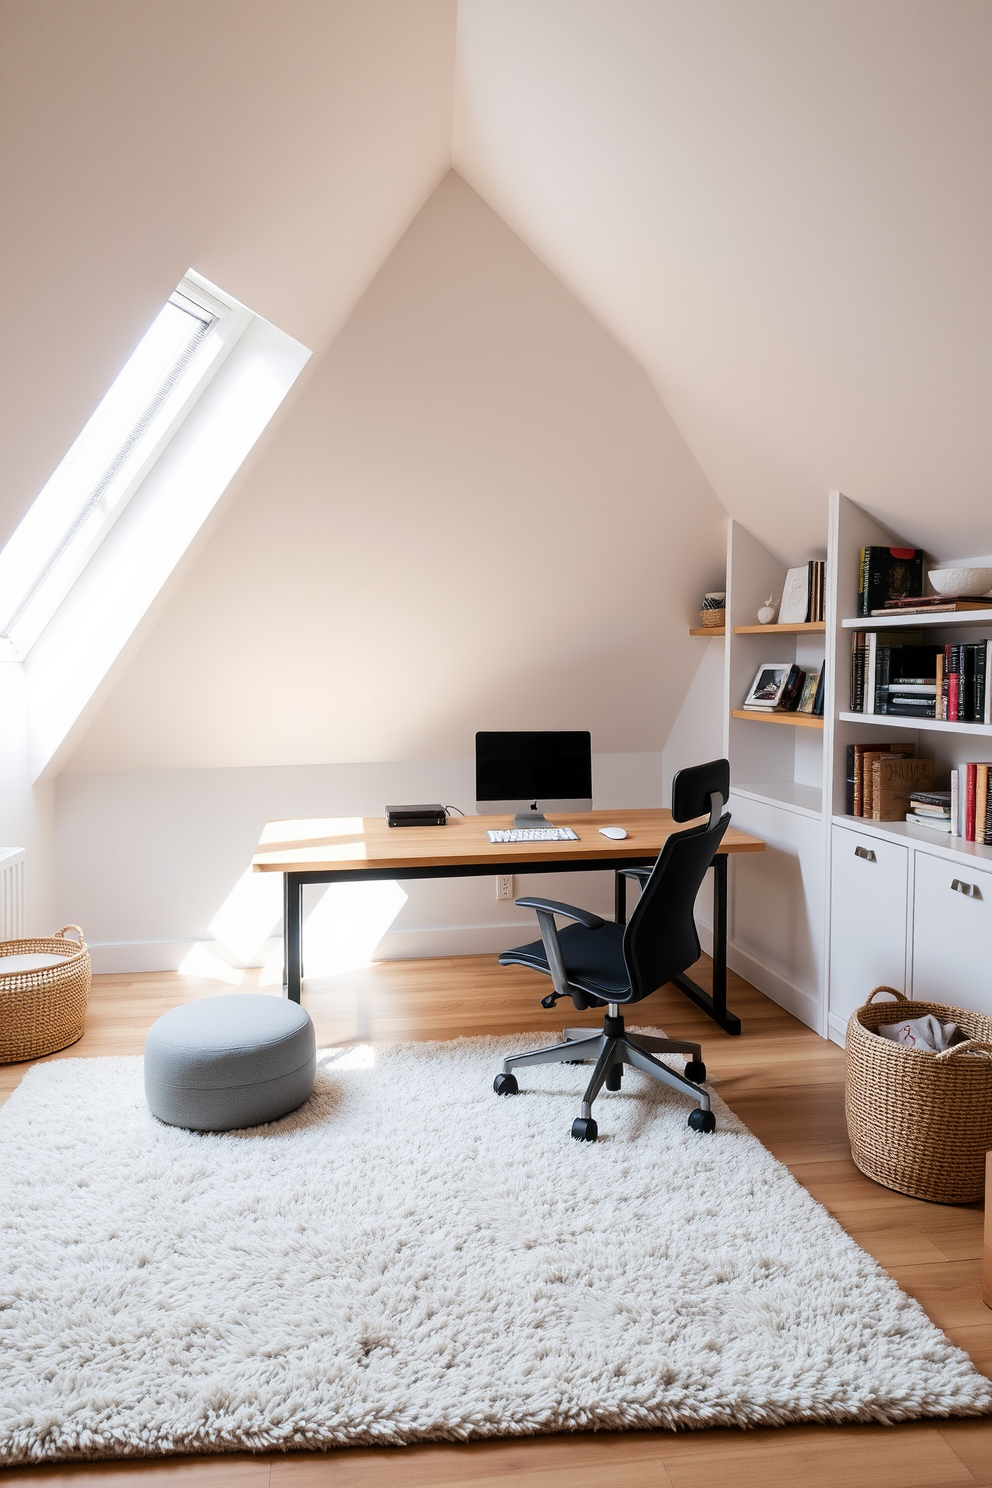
[454,0,992,561]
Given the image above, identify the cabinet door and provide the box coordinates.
[912,852,992,1016]
[829,826,908,1032]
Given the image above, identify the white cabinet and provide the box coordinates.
[911,852,992,1016]
[829,825,908,1032]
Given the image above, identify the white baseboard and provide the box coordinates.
[374,921,535,960]
[725,941,820,1031]
[827,1012,848,1048]
[88,940,199,974]
[87,922,539,975]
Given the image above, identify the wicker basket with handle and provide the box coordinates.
[0,925,90,1064]
[846,986,992,1204]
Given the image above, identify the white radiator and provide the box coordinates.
[0,848,25,940]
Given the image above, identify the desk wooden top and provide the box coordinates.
[252,807,765,875]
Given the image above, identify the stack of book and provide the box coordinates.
[844,742,933,819]
[906,790,952,833]
[949,764,992,843]
[806,561,826,624]
[870,594,992,618]
[849,634,937,716]
[858,547,924,617]
[936,642,990,722]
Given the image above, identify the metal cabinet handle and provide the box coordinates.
[854,846,876,862]
[951,878,982,899]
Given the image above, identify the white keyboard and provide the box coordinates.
[486,827,579,843]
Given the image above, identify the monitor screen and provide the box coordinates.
[475,730,592,813]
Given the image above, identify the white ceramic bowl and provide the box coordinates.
[927,567,992,597]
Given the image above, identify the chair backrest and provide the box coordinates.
[671,757,730,824]
[621,810,730,1002]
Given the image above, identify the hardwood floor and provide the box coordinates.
[1,955,989,1486]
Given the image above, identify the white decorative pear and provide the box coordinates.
[757,595,777,625]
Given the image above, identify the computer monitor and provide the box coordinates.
[475,730,593,827]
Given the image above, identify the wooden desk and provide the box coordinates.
[252,808,765,1033]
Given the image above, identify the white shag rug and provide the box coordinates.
[1,1032,989,1464]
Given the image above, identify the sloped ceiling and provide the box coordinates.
[455,0,992,562]
[0,0,455,547]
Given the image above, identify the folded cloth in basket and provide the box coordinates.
[876,1014,967,1052]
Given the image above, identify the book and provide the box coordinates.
[909,790,951,808]
[858,546,924,617]
[859,743,916,818]
[950,768,959,836]
[872,756,934,821]
[846,743,856,815]
[864,632,877,714]
[796,671,820,713]
[811,669,824,715]
[881,592,992,608]
[775,663,806,711]
[871,600,992,615]
[905,812,953,832]
[965,761,977,842]
[976,641,988,724]
[976,764,989,846]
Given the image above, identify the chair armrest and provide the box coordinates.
[515,897,605,930]
[619,868,650,884]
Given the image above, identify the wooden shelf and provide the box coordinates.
[689,626,725,636]
[732,709,824,729]
[733,622,826,634]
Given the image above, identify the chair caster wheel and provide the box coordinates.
[688,1108,716,1133]
[684,1059,706,1084]
[493,1073,518,1096]
[571,1117,598,1142]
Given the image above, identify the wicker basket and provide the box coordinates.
[846,986,992,1204]
[0,925,90,1064]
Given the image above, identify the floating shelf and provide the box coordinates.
[733,621,826,634]
[841,610,992,631]
[731,709,824,729]
[689,626,725,637]
[837,711,992,737]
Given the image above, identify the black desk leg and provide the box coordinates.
[283,873,303,1003]
[615,871,627,926]
[673,855,741,1035]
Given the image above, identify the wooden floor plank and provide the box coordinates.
[1,953,989,1486]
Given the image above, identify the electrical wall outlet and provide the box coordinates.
[497,874,514,901]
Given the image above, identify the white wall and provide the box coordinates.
[0,664,54,935]
[0,0,455,549]
[56,174,726,969]
[455,0,992,563]
[56,752,665,973]
[64,175,726,774]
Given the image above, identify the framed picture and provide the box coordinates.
[778,565,811,625]
[743,662,792,710]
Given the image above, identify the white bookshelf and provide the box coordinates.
[719,493,992,1044]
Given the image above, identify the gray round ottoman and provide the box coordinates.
[144,994,316,1131]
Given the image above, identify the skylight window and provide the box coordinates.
[0,271,252,656]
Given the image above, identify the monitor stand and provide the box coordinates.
[513,804,552,828]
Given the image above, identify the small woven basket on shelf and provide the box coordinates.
[846,986,992,1205]
[0,925,90,1064]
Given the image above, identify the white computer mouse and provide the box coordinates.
[599,826,627,840]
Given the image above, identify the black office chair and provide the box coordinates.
[494,759,731,1141]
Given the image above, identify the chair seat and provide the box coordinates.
[499,920,631,1000]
